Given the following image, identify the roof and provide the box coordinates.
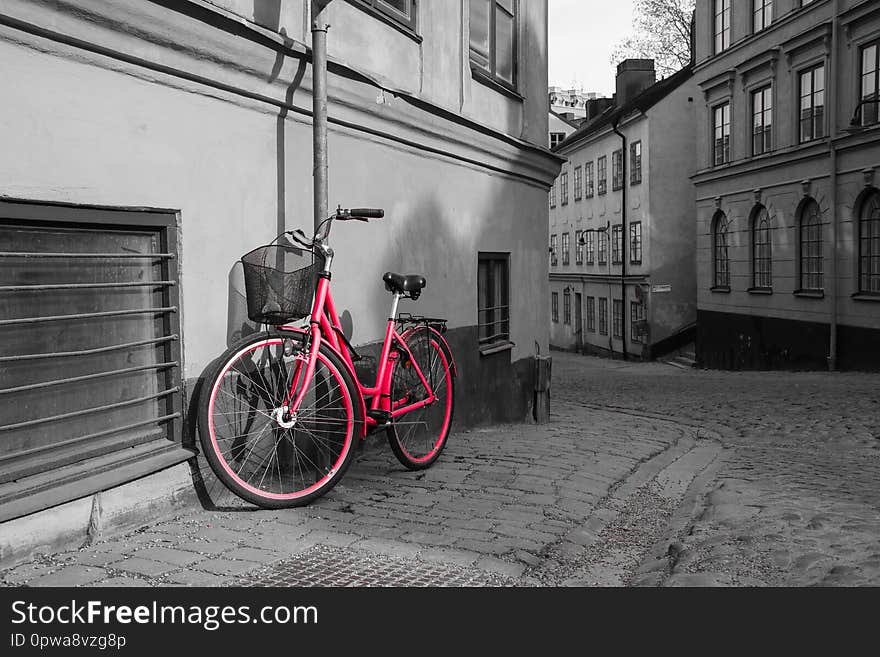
[553,63,694,153]
[548,108,583,130]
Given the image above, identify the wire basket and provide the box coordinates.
[241,243,322,325]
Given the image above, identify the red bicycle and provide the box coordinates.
[197,207,456,508]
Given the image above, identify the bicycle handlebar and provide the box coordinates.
[281,206,385,250]
[347,208,384,220]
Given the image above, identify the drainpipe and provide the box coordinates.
[311,0,332,233]
[828,0,839,371]
[612,119,628,361]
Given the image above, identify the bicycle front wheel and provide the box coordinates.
[198,333,360,508]
[387,327,455,470]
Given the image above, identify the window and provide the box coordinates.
[563,289,571,325]
[751,205,772,290]
[752,86,772,155]
[612,299,623,339]
[574,166,583,201]
[550,132,566,149]
[713,102,731,165]
[713,211,730,289]
[611,225,622,265]
[630,221,642,264]
[631,301,646,343]
[551,291,559,322]
[859,41,879,127]
[859,190,880,294]
[585,162,595,198]
[562,232,570,266]
[598,297,608,336]
[575,230,584,265]
[612,149,623,191]
[550,180,556,208]
[349,0,417,32]
[714,0,731,54]
[550,234,557,266]
[799,198,823,291]
[560,171,569,205]
[585,231,595,264]
[753,0,772,33]
[478,253,510,346]
[630,141,642,185]
[598,230,608,265]
[799,65,825,142]
[469,0,517,89]
[598,156,607,195]
[586,296,596,332]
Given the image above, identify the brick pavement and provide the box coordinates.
[2,351,876,587]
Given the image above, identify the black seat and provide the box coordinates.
[383,272,427,297]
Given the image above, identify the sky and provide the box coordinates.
[548,0,635,96]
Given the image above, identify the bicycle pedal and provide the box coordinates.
[367,409,393,425]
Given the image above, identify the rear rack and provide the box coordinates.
[396,313,448,333]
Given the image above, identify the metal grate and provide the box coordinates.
[239,545,512,587]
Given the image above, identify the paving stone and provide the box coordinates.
[110,558,178,578]
[164,570,230,586]
[29,566,110,587]
[194,558,262,577]
[84,577,151,587]
[133,547,206,566]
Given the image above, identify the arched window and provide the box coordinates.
[799,198,823,291]
[712,211,729,288]
[859,190,880,294]
[751,205,772,289]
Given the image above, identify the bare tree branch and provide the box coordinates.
[611,0,695,78]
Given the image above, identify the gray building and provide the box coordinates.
[694,0,880,370]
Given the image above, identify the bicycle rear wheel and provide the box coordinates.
[386,327,455,470]
[198,333,360,508]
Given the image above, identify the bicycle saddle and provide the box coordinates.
[383,272,427,296]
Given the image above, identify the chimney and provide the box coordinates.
[615,59,656,107]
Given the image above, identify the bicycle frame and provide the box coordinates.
[276,273,444,436]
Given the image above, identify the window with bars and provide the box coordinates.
[612,299,623,339]
[751,205,772,290]
[575,230,584,265]
[630,221,642,264]
[799,198,823,292]
[631,301,646,343]
[550,180,557,208]
[799,65,825,143]
[469,0,517,90]
[550,234,557,266]
[630,141,642,185]
[859,41,879,127]
[598,156,607,195]
[612,149,623,191]
[0,201,184,519]
[713,211,730,289]
[752,86,772,155]
[753,0,772,33]
[612,225,622,265]
[859,190,880,294]
[563,289,571,325]
[714,102,731,165]
[598,297,608,336]
[715,0,731,54]
[585,161,595,198]
[598,231,608,265]
[478,252,510,347]
[586,296,596,332]
[348,0,417,31]
[561,171,569,206]
[574,166,583,201]
[585,231,595,264]
[562,232,570,266]
[551,291,559,323]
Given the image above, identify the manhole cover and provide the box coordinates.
[237,545,512,587]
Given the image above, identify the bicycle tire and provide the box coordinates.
[198,331,361,508]
[386,326,455,470]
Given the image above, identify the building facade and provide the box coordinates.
[0,0,560,557]
[549,60,698,359]
[694,0,880,370]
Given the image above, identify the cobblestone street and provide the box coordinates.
[2,352,878,587]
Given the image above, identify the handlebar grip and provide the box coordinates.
[349,208,384,219]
